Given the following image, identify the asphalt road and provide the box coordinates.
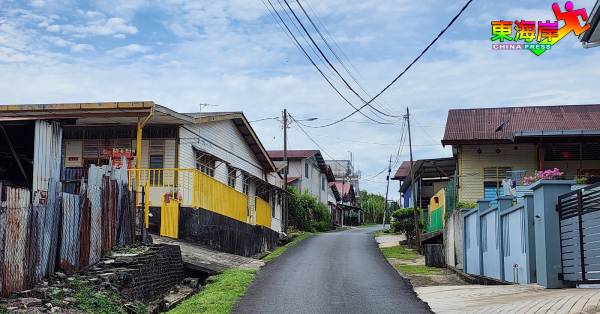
[233,226,432,314]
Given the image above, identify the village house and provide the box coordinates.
[0,101,284,258]
[393,158,455,210]
[441,104,600,203]
[267,150,336,205]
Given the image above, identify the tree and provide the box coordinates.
[357,191,385,224]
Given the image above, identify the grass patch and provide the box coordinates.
[262,232,312,263]
[168,269,257,314]
[395,264,442,275]
[381,245,419,260]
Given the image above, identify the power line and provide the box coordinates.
[263,0,393,125]
[301,0,475,128]
[295,0,403,119]
[283,0,401,121]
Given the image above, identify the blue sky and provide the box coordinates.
[1,0,600,197]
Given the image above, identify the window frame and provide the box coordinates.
[227,165,237,188]
[305,162,309,178]
[195,151,216,177]
[242,173,250,194]
[149,154,164,185]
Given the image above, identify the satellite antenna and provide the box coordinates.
[198,103,219,112]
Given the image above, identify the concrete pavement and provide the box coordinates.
[233,226,431,314]
[416,284,600,313]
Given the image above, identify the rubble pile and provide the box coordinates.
[0,244,201,313]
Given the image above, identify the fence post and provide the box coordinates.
[496,196,512,281]
[141,185,147,243]
[531,179,575,288]
[577,190,585,282]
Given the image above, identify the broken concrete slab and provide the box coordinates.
[152,235,264,274]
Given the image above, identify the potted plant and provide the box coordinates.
[522,168,565,186]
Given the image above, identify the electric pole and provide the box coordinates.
[382,155,392,228]
[407,107,421,249]
[283,109,288,234]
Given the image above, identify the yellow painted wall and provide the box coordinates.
[428,188,445,212]
[193,170,249,223]
[255,197,272,229]
[458,144,537,202]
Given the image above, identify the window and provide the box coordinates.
[149,155,164,184]
[227,166,237,188]
[305,162,309,178]
[483,167,511,203]
[242,173,250,194]
[321,176,326,191]
[195,151,216,177]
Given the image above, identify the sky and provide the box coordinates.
[1,0,600,198]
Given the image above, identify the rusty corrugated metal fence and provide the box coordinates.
[0,158,137,296]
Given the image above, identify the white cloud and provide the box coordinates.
[30,0,47,7]
[62,17,137,37]
[46,24,60,32]
[70,43,94,52]
[108,44,150,57]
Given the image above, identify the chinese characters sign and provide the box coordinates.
[491,1,590,56]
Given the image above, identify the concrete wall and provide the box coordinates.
[458,144,537,202]
[444,209,464,270]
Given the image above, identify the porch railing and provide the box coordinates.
[127,168,272,227]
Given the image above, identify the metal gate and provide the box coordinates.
[558,182,600,283]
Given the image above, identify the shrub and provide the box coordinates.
[391,208,424,247]
[288,187,331,232]
[457,201,476,209]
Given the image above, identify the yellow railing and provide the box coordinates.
[128,168,271,227]
[255,196,272,228]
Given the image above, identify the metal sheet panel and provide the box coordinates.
[87,165,109,264]
[32,120,62,194]
[60,193,80,273]
[1,186,31,296]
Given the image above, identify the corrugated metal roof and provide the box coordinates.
[442,104,600,145]
[392,161,413,180]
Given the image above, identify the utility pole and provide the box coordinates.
[382,155,392,228]
[282,109,288,234]
[407,107,421,249]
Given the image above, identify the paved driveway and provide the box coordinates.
[234,226,431,314]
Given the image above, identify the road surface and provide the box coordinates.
[234,226,431,314]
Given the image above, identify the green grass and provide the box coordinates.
[395,264,442,275]
[262,232,313,263]
[168,269,257,314]
[381,245,419,260]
